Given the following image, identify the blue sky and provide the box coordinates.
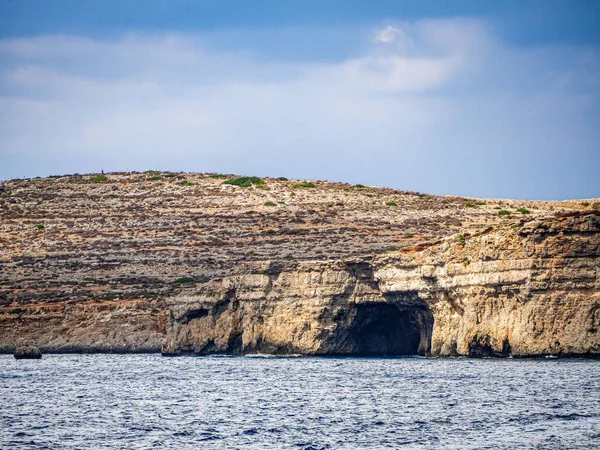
[0,1,599,199]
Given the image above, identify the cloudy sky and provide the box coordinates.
[1,1,599,199]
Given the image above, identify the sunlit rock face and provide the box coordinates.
[1,173,598,356]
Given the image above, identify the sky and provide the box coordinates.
[0,1,599,200]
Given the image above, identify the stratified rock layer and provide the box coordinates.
[1,172,598,356]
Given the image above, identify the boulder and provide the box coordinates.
[14,346,42,359]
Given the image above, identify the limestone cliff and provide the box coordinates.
[1,172,598,357]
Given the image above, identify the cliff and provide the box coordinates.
[1,172,598,357]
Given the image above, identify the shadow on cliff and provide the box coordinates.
[317,294,434,356]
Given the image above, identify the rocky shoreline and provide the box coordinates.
[1,172,598,357]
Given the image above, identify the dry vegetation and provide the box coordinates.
[0,171,597,308]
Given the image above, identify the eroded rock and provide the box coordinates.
[14,345,42,359]
[0,173,598,357]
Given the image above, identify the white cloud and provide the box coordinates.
[0,20,598,199]
[374,25,403,44]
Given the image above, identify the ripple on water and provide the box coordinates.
[0,355,599,449]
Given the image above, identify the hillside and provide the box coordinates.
[1,172,598,356]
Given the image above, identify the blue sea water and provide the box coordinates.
[1,355,599,449]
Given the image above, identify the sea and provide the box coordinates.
[1,354,599,449]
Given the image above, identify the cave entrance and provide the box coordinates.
[325,301,433,356]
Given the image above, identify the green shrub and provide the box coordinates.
[581,201,590,207]
[148,176,161,181]
[516,207,530,214]
[264,201,276,206]
[10,308,25,315]
[355,184,366,189]
[35,223,44,230]
[174,277,194,284]
[366,194,373,197]
[90,175,108,183]
[245,210,257,214]
[210,173,228,179]
[164,173,178,178]
[277,177,288,181]
[144,170,159,175]
[326,202,334,208]
[278,201,286,204]
[466,201,485,207]
[292,182,316,188]
[108,194,118,198]
[224,176,265,187]
[386,201,397,207]
[497,209,511,216]
[457,234,466,247]
[178,180,193,186]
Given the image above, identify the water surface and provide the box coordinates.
[1,355,599,449]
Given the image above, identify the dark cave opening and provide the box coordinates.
[324,302,434,356]
[355,303,432,355]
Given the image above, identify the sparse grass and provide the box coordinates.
[457,234,466,247]
[516,207,530,214]
[174,277,194,284]
[293,182,316,188]
[224,176,265,188]
[210,173,228,179]
[90,175,108,183]
[35,223,44,230]
[386,201,397,207]
[264,201,276,206]
[466,201,486,207]
[498,210,511,216]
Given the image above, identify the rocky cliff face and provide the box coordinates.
[1,172,598,357]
